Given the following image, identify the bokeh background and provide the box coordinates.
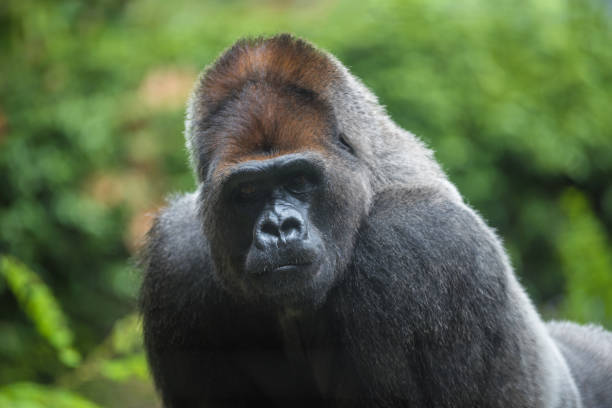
[1,0,611,406]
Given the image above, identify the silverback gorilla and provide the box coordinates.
[140,35,612,407]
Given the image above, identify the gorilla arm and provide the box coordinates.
[139,193,265,406]
[331,187,582,407]
[140,193,324,406]
[139,193,226,407]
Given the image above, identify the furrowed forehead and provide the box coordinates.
[207,80,335,174]
[190,35,340,179]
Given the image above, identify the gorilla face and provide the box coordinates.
[198,84,371,306]
[214,154,330,301]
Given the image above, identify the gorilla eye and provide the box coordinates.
[234,183,260,203]
[286,174,314,194]
[240,184,256,195]
[338,133,355,155]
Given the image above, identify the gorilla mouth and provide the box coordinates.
[243,253,323,295]
[273,262,312,273]
[246,259,322,295]
[252,258,317,276]
[244,240,321,277]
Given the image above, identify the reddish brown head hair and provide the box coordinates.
[187,34,342,180]
[196,34,339,110]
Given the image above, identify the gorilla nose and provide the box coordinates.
[254,206,307,248]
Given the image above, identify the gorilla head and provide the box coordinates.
[186,36,372,305]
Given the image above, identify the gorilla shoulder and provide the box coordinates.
[140,193,210,281]
[338,187,581,407]
[359,186,508,282]
[139,193,215,342]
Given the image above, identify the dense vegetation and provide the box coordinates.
[0,0,610,406]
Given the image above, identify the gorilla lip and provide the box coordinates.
[273,263,312,273]
[249,261,315,276]
[247,261,322,294]
[244,240,321,277]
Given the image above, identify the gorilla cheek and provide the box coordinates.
[317,175,369,271]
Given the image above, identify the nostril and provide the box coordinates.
[260,220,280,237]
[280,216,307,243]
[254,208,307,249]
[281,217,302,234]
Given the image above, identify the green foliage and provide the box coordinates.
[558,189,612,325]
[99,354,148,382]
[53,313,154,407]
[0,0,610,405]
[0,257,149,406]
[0,257,150,406]
[1,256,81,367]
[58,314,148,387]
[0,383,102,408]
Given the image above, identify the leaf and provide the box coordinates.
[0,382,101,408]
[0,256,81,367]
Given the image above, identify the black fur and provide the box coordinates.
[140,35,612,407]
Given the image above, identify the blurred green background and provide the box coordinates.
[1,0,611,406]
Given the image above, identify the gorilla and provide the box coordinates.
[140,34,612,407]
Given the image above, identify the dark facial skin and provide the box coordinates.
[225,154,326,293]
[201,148,368,307]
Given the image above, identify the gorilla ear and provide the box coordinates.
[184,34,341,180]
